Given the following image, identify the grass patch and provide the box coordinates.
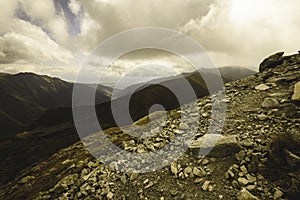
[261,133,300,199]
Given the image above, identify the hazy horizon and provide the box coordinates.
[0,64,258,89]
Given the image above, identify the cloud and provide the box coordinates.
[68,0,81,15]
[0,0,300,83]
[19,0,70,44]
[77,0,215,50]
[0,20,73,64]
[67,0,300,71]
[0,0,19,34]
[82,49,196,80]
[181,0,300,67]
[0,0,74,66]
[0,63,79,82]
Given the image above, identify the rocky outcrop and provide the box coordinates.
[259,52,284,72]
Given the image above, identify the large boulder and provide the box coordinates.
[187,134,241,158]
[259,52,284,72]
[262,97,280,108]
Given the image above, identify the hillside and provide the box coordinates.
[33,67,256,132]
[0,67,255,186]
[113,66,256,98]
[0,72,112,138]
[1,52,299,199]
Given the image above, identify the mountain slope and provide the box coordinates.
[0,72,112,138]
[114,66,256,98]
[0,67,256,186]
[218,66,257,82]
[1,52,299,199]
[33,67,256,133]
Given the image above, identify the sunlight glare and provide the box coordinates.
[229,0,271,23]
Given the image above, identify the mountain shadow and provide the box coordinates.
[0,72,112,138]
[34,67,256,134]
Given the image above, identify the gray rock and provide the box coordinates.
[170,162,178,175]
[232,180,239,188]
[237,188,259,200]
[187,134,241,158]
[193,167,205,177]
[246,185,256,191]
[225,170,235,179]
[202,181,211,191]
[273,188,284,200]
[81,168,89,177]
[184,166,193,174]
[208,185,214,192]
[259,52,284,72]
[174,129,184,135]
[194,178,203,183]
[255,84,270,91]
[107,192,114,199]
[238,177,249,186]
[257,114,268,121]
[179,123,190,130]
[202,159,210,165]
[143,178,149,184]
[120,174,127,184]
[262,97,280,108]
[240,165,248,173]
[129,173,139,181]
[240,139,253,147]
[145,181,154,189]
[246,174,256,183]
[292,81,300,101]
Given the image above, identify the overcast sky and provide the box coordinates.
[0,0,300,84]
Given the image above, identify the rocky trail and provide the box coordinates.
[0,52,300,200]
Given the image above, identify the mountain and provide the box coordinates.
[114,66,256,98]
[0,67,256,186]
[218,66,257,82]
[0,72,112,138]
[1,52,299,199]
[34,67,256,132]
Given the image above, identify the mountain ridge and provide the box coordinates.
[33,66,256,132]
[0,72,112,138]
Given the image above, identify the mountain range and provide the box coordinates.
[0,72,112,138]
[1,52,299,199]
[33,66,256,133]
[0,66,256,186]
